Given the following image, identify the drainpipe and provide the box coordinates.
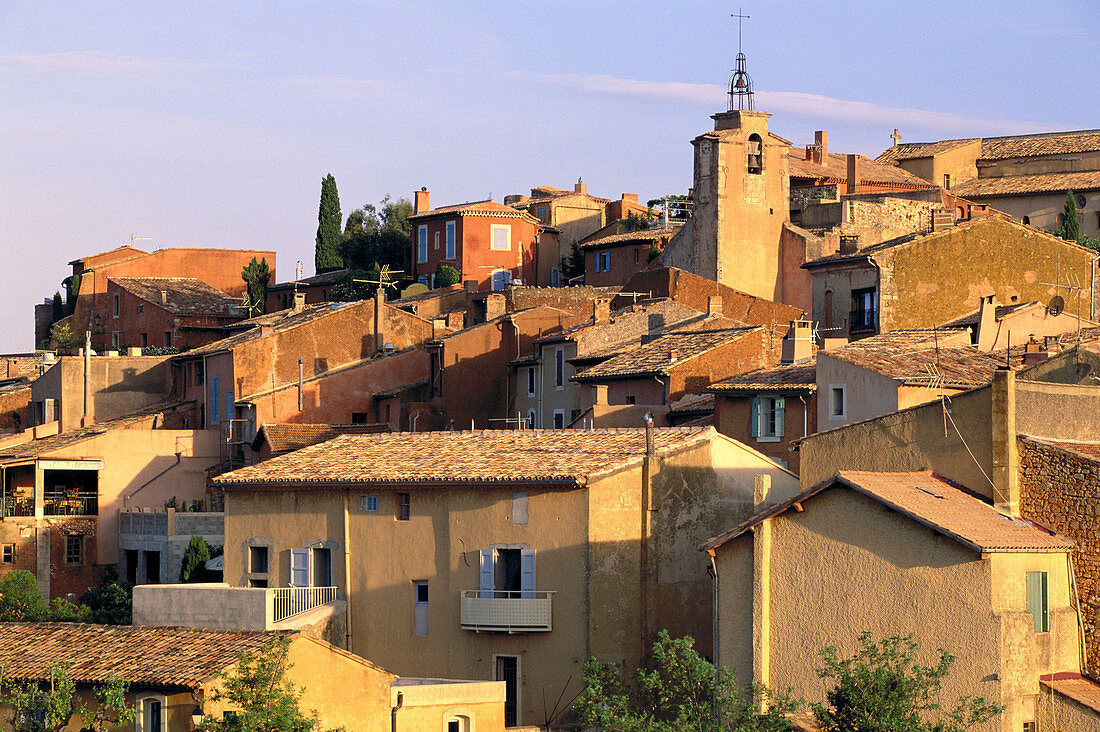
[297,359,303,412]
[81,330,92,427]
[124,453,182,506]
[343,488,353,652]
[390,690,403,732]
[707,552,720,675]
[752,474,773,710]
[640,413,656,655]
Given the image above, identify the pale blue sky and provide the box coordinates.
[2,1,1097,352]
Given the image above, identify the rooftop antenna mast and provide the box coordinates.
[729,8,754,111]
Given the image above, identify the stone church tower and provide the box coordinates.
[688,109,791,301]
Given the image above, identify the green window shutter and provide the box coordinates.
[1026,571,1049,632]
[775,396,785,438]
[750,398,759,438]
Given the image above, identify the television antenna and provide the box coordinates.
[354,264,404,292]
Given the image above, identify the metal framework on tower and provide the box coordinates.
[728,10,754,111]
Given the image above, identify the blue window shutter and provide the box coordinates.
[520,549,536,598]
[750,398,759,437]
[775,396,785,438]
[479,549,493,595]
[290,549,310,587]
[209,376,219,425]
[225,392,233,426]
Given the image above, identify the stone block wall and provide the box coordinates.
[1019,438,1100,674]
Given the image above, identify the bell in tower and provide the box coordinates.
[728,52,754,111]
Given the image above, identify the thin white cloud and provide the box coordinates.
[282,75,398,101]
[507,71,1049,137]
[0,51,231,75]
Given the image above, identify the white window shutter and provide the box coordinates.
[520,549,536,598]
[750,398,760,437]
[775,396,785,438]
[479,549,493,595]
[290,548,310,587]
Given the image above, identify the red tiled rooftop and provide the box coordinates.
[573,327,759,381]
[215,427,713,487]
[707,361,817,393]
[1040,672,1100,713]
[954,170,1100,197]
[789,150,934,188]
[253,423,388,454]
[578,225,682,251]
[111,277,244,317]
[703,470,1073,554]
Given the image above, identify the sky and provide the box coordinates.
[2,1,1098,353]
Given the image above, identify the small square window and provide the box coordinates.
[249,546,269,574]
[136,303,144,313]
[396,493,411,521]
[359,494,379,512]
[829,385,847,420]
[415,581,429,604]
[2,544,15,564]
[65,535,83,565]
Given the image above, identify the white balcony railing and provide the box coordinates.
[272,586,338,622]
[460,590,554,633]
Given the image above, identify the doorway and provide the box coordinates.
[495,655,519,726]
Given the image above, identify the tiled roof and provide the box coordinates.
[667,392,715,415]
[824,335,1016,388]
[175,301,361,358]
[578,225,682,251]
[939,301,1039,328]
[0,623,286,688]
[875,139,980,164]
[788,151,934,188]
[702,470,1073,554]
[268,269,350,292]
[409,199,539,223]
[1025,437,1100,464]
[111,278,244,317]
[953,170,1100,197]
[876,130,1100,164]
[215,427,713,487]
[1041,672,1100,713]
[707,361,817,393]
[252,423,388,454]
[572,327,759,381]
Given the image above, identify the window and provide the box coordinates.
[417,226,428,262]
[351,412,369,424]
[311,547,332,586]
[496,655,520,727]
[1022,215,1030,226]
[434,230,440,250]
[446,220,456,259]
[1077,194,1087,209]
[554,348,564,388]
[144,550,160,583]
[65,535,83,564]
[550,267,560,286]
[943,173,951,189]
[250,546,269,574]
[163,331,171,347]
[850,287,877,333]
[1023,722,1036,732]
[626,395,636,405]
[512,491,528,525]
[751,396,785,441]
[553,409,565,429]
[491,269,511,291]
[418,275,429,286]
[526,409,536,429]
[111,332,119,349]
[413,581,429,636]
[290,548,309,586]
[138,696,165,732]
[358,494,379,512]
[2,544,14,563]
[491,224,511,250]
[829,385,847,420]
[139,333,148,348]
[479,547,535,598]
[747,133,763,175]
[526,367,536,396]
[537,206,548,220]
[635,248,640,263]
[1026,571,1049,632]
[597,251,610,272]
[396,492,411,521]
[112,293,120,318]
[136,303,144,313]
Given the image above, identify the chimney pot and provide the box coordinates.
[707,296,723,317]
[293,292,306,312]
[593,298,611,325]
[781,319,814,363]
[976,295,997,351]
[160,290,168,305]
[575,177,586,195]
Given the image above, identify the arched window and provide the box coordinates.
[747,133,764,175]
[1022,215,1030,226]
[444,710,473,731]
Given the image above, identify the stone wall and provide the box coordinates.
[1019,437,1100,674]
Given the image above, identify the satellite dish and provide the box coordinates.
[1048,295,1065,317]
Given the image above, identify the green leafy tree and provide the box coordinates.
[575,630,797,731]
[47,322,82,355]
[0,570,49,621]
[561,241,585,284]
[241,257,272,317]
[435,263,461,288]
[315,174,344,274]
[198,636,342,732]
[180,535,212,583]
[4,664,133,732]
[339,195,413,275]
[812,633,1001,732]
[1058,191,1080,244]
[65,274,81,316]
[79,582,133,625]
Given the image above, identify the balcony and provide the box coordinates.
[460,590,554,633]
[132,583,342,631]
[272,586,338,622]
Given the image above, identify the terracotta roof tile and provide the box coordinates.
[0,623,285,688]
[409,199,539,223]
[707,361,818,393]
[1026,437,1100,464]
[175,301,361,358]
[939,301,1040,327]
[667,392,715,415]
[1040,673,1100,713]
[824,333,1018,388]
[110,278,244,317]
[578,225,682,251]
[789,151,934,188]
[253,423,388,454]
[876,130,1100,164]
[953,170,1100,197]
[573,327,759,381]
[702,471,1073,553]
[215,427,713,487]
[268,269,350,292]
[875,139,980,164]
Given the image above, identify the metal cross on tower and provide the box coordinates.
[728,8,754,111]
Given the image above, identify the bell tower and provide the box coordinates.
[687,13,790,301]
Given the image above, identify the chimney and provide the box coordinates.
[593,298,611,325]
[976,295,997,351]
[667,350,678,362]
[374,288,386,352]
[839,234,860,255]
[574,177,586,195]
[707,296,723,317]
[991,369,1019,515]
[446,311,465,331]
[846,154,861,195]
[463,279,478,294]
[293,292,306,312]
[781,320,813,364]
[160,290,168,305]
[485,293,507,321]
[804,145,814,162]
[1023,336,1048,365]
[414,187,430,214]
[813,130,828,165]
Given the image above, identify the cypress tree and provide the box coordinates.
[1060,191,1080,244]
[241,257,271,317]
[51,292,64,323]
[315,174,344,273]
